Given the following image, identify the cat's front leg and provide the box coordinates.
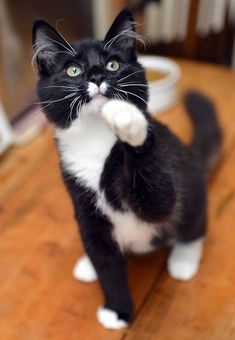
[101,100,148,147]
[76,213,133,329]
[83,239,132,329]
[73,252,131,329]
[62,173,133,329]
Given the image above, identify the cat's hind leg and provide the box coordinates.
[73,254,98,282]
[167,238,204,281]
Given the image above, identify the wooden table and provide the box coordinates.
[0,60,235,340]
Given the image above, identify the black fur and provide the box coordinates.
[33,9,147,128]
[33,8,222,323]
[185,91,222,173]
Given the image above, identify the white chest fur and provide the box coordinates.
[56,112,116,191]
[55,106,157,254]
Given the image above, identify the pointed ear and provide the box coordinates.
[104,8,136,50]
[32,20,75,74]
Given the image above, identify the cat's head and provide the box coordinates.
[32,8,148,128]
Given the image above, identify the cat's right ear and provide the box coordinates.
[104,8,136,51]
[32,20,75,75]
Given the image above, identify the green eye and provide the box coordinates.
[66,65,81,77]
[106,60,120,72]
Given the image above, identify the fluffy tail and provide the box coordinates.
[184,90,222,174]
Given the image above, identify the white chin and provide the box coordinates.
[92,94,108,103]
[92,93,106,101]
[84,95,109,115]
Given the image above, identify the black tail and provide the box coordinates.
[184,90,222,174]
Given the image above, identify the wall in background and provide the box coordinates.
[0,0,93,121]
[0,0,234,124]
[130,0,235,67]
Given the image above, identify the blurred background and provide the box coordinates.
[0,0,234,152]
[1,3,235,337]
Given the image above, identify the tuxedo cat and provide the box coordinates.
[32,8,222,329]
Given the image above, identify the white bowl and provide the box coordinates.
[138,56,181,115]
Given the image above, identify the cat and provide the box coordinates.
[32,8,222,330]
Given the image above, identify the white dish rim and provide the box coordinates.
[138,56,181,90]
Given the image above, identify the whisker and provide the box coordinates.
[117,70,144,83]
[65,95,81,127]
[41,85,81,93]
[119,83,149,88]
[40,33,76,56]
[104,25,136,50]
[113,91,122,101]
[36,92,76,105]
[55,22,77,55]
[115,93,121,100]
[104,23,145,50]
[42,85,79,89]
[115,87,154,113]
[31,45,55,68]
[110,88,124,102]
[32,42,74,69]
[76,98,84,126]
[69,95,81,108]
[119,86,148,95]
[113,31,147,50]
[116,92,125,101]
[36,102,55,113]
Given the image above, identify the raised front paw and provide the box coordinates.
[101,100,147,146]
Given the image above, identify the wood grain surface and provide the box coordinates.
[0,60,235,339]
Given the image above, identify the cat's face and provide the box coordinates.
[33,8,148,128]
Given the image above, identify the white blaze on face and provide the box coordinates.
[100,82,107,94]
[87,81,108,98]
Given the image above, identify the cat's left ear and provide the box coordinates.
[104,8,136,50]
[32,20,75,75]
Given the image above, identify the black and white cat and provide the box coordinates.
[32,8,222,329]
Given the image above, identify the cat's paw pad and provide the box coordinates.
[97,306,128,330]
[101,100,147,146]
[167,258,199,281]
[73,255,98,282]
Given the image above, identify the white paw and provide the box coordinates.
[97,306,128,330]
[101,100,147,146]
[73,255,98,282]
[167,238,204,281]
[167,258,199,281]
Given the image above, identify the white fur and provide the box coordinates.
[101,100,148,147]
[73,254,98,282]
[98,193,158,254]
[87,81,108,98]
[100,82,108,94]
[55,99,116,191]
[97,306,128,329]
[167,238,204,281]
[56,99,155,254]
[87,82,99,97]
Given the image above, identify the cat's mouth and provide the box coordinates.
[93,93,105,99]
[88,93,107,104]
[87,81,109,101]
